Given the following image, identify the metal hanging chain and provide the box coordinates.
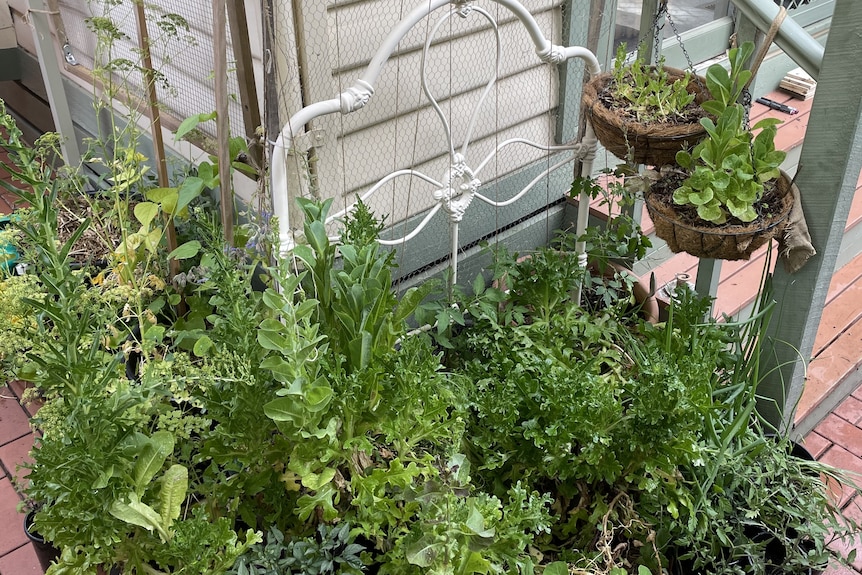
[651,1,705,91]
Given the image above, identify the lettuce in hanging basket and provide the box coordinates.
[608,44,699,123]
[672,42,786,225]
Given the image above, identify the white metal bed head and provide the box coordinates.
[270,0,603,295]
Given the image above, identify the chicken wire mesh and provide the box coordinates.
[56,0,249,148]
[775,0,812,8]
[266,0,596,275]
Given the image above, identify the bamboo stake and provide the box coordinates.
[213,0,234,244]
[133,1,179,278]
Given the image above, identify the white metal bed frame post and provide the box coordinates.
[270,0,602,299]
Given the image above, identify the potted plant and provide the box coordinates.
[642,41,795,260]
[581,44,712,166]
[485,172,658,327]
[646,278,862,575]
[423,247,750,573]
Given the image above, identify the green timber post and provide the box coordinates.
[758,0,862,433]
[556,0,595,144]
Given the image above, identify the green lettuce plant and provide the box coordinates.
[673,41,787,224]
[609,44,696,123]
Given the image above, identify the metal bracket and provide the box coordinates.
[291,128,326,154]
[62,42,77,65]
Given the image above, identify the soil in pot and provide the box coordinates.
[582,68,712,166]
[645,169,794,260]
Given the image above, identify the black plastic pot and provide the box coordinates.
[742,526,822,575]
[671,439,823,575]
[24,510,60,572]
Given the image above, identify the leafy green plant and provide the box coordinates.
[673,42,787,224]
[609,44,697,123]
[388,456,553,575]
[229,523,365,575]
[0,272,43,381]
[292,197,433,375]
[668,425,860,575]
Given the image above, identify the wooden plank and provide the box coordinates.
[556,0,591,143]
[212,0,233,243]
[0,48,21,81]
[760,0,862,430]
[226,0,263,168]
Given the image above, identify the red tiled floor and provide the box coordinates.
[817,445,862,507]
[801,430,833,459]
[0,540,45,575]
[829,497,862,572]
[824,564,862,575]
[817,413,862,459]
[0,386,31,447]
[835,395,862,425]
[7,381,42,419]
[0,434,34,492]
[0,478,27,557]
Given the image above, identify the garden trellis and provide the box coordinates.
[52,0,258,143]
[266,0,603,291]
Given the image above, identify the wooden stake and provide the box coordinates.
[133,1,179,278]
[213,0,234,245]
[226,1,263,171]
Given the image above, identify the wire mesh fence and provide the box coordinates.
[775,0,812,8]
[57,0,250,146]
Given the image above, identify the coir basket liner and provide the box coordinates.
[582,67,711,167]
[644,170,795,261]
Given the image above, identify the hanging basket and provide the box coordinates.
[582,67,712,166]
[644,170,795,261]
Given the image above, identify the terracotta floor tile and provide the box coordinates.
[0,434,34,493]
[0,387,31,448]
[821,563,861,575]
[7,381,42,419]
[0,541,46,575]
[816,414,862,458]
[834,395,862,425]
[818,445,862,507]
[802,431,834,459]
[0,196,12,215]
[0,478,27,556]
[829,496,862,571]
